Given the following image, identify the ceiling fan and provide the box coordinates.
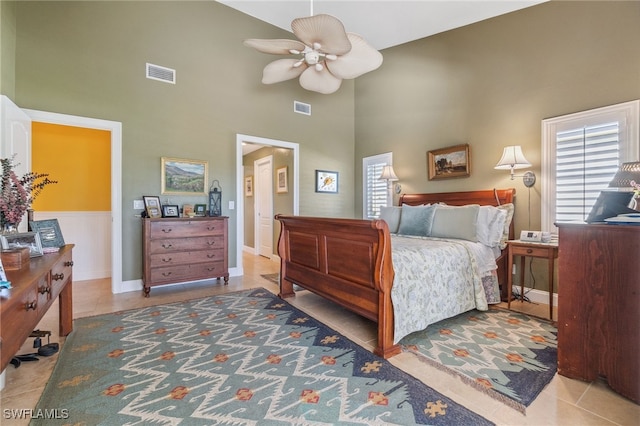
[244,13,383,95]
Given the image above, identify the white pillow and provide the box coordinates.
[476,205,508,248]
[379,206,402,233]
[496,203,515,249]
[430,204,479,242]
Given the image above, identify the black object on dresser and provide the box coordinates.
[556,222,639,404]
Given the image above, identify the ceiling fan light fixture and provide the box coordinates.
[244,14,383,94]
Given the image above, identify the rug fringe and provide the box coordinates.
[402,347,527,415]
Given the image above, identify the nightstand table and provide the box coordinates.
[506,239,558,320]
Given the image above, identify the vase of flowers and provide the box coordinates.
[0,156,57,232]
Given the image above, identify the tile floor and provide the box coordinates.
[1,253,638,425]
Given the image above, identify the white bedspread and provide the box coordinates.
[390,235,499,343]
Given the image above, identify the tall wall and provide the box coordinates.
[355,1,640,291]
[11,1,356,281]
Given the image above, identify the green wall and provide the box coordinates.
[5,1,640,293]
[355,0,640,291]
[9,1,355,281]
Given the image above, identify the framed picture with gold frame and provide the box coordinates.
[161,157,208,195]
[276,167,288,193]
[427,144,470,180]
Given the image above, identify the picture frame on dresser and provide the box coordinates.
[162,204,180,218]
[143,195,162,218]
[194,204,207,216]
[1,232,44,257]
[29,218,66,248]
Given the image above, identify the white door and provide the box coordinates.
[0,96,32,232]
[255,156,273,258]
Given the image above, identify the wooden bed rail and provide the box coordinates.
[275,215,400,358]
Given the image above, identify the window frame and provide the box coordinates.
[541,100,639,232]
[362,152,393,219]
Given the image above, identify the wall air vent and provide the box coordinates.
[294,101,311,116]
[146,63,176,84]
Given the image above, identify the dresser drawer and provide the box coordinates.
[149,235,225,254]
[1,287,40,368]
[149,220,225,239]
[149,262,226,285]
[149,248,225,267]
[50,250,73,298]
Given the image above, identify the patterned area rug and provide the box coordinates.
[33,288,492,425]
[400,308,557,413]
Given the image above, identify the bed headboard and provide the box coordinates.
[399,188,516,240]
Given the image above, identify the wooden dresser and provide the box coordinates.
[142,217,228,296]
[0,245,74,373]
[557,223,639,403]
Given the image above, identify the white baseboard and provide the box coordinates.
[116,266,243,294]
[511,285,558,306]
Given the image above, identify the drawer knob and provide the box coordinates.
[64,260,74,267]
[207,226,217,231]
[207,241,216,246]
[161,257,172,263]
[207,254,216,259]
[527,249,533,254]
[161,272,172,277]
[25,300,37,311]
[38,285,51,294]
[53,273,64,281]
[162,243,173,249]
[161,228,173,233]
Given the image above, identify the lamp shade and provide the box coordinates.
[608,161,640,188]
[494,146,531,170]
[379,165,399,181]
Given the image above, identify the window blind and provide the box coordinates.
[555,122,620,222]
[362,152,393,219]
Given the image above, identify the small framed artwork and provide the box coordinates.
[29,219,65,248]
[427,144,471,180]
[194,204,207,216]
[276,167,288,193]
[315,170,338,193]
[183,204,194,217]
[1,232,44,257]
[245,176,253,197]
[161,157,208,195]
[162,204,180,218]
[143,195,163,218]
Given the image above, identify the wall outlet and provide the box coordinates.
[133,199,145,210]
[228,201,235,210]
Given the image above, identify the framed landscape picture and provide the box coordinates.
[161,157,208,195]
[427,144,470,180]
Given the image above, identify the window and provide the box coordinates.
[542,100,639,232]
[363,152,393,219]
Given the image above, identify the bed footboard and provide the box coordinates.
[275,215,400,358]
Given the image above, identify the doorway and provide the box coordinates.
[235,134,299,276]
[24,109,123,293]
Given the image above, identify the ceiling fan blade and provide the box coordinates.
[291,14,351,55]
[244,39,306,55]
[299,67,342,95]
[262,59,307,84]
[326,33,383,80]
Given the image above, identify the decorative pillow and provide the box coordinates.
[477,205,508,248]
[397,204,436,237]
[496,203,515,249]
[430,204,480,242]
[379,206,402,233]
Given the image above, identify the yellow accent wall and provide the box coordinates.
[31,122,110,211]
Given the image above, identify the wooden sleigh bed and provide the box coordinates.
[276,188,515,358]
